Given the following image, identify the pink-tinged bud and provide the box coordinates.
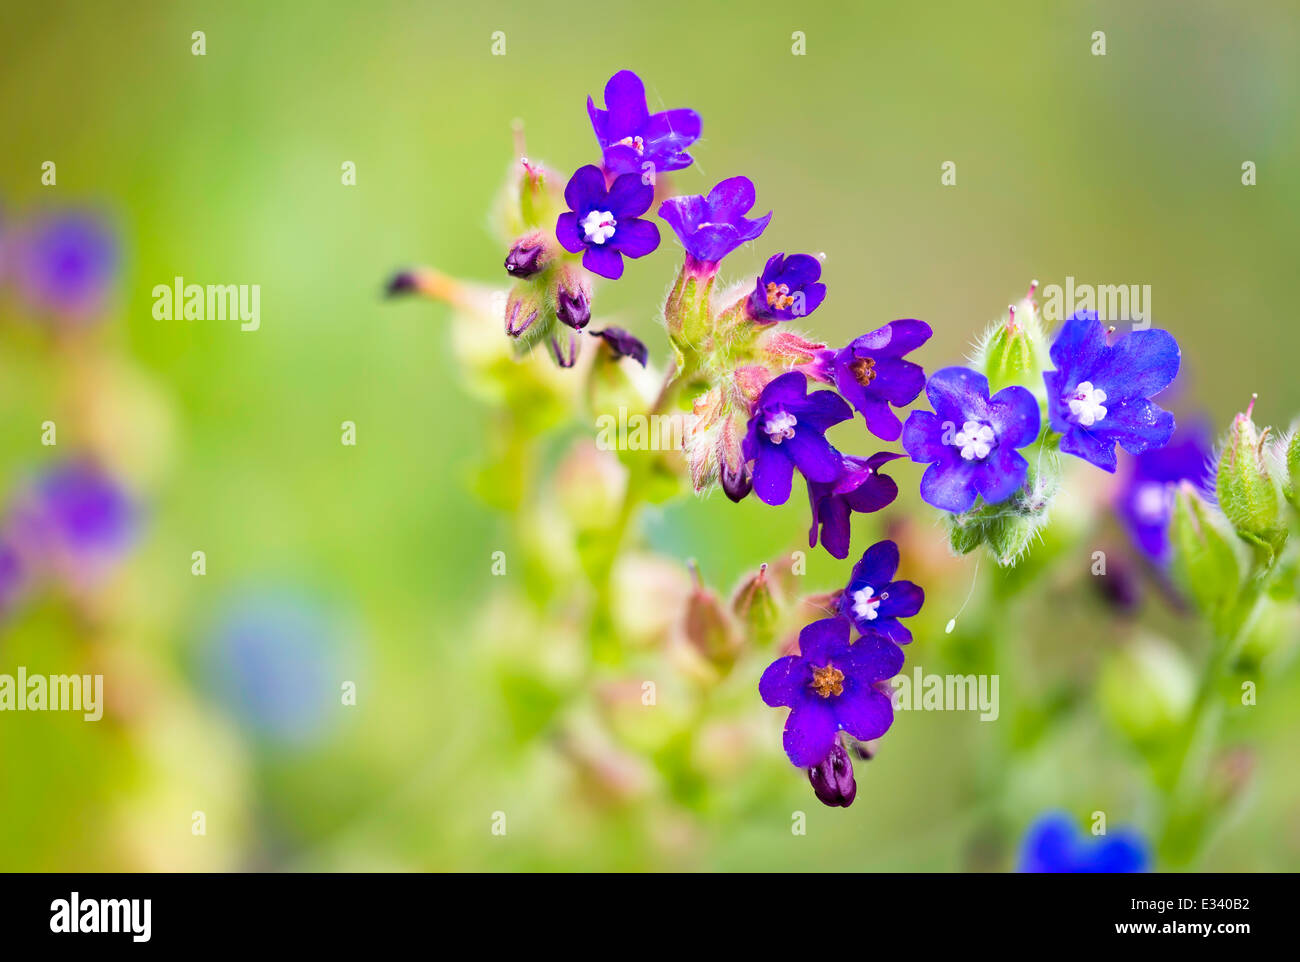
[504,231,549,278]
[553,263,592,330]
[731,365,774,407]
[758,329,827,367]
[683,562,741,669]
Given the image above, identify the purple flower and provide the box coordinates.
[556,165,660,280]
[742,371,853,506]
[658,176,771,267]
[589,326,648,366]
[0,533,27,619]
[816,320,932,442]
[8,460,137,589]
[587,69,701,178]
[12,211,117,321]
[807,452,903,560]
[808,741,857,807]
[748,253,826,322]
[1018,812,1149,873]
[759,615,903,768]
[838,539,924,644]
[1044,311,1180,472]
[901,367,1041,513]
[1116,421,1212,565]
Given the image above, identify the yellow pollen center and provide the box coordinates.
[850,357,876,386]
[766,282,796,311]
[810,664,845,698]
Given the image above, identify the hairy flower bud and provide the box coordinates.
[1215,398,1288,563]
[1169,481,1243,623]
[730,563,779,646]
[975,283,1050,395]
[553,263,592,330]
[683,562,741,671]
[807,741,856,808]
[1282,426,1300,510]
[504,231,549,278]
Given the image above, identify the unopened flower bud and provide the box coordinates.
[730,563,779,646]
[589,327,647,366]
[504,232,548,278]
[716,412,750,503]
[554,263,592,330]
[1282,426,1300,510]
[504,281,545,338]
[807,741,856,808]
[1169,481,1243,620]
[1098,637,1194,748]
[1215,396,1288,561]
[976,283,1049,394]
[548,329,581,368]
[683,562,741,670]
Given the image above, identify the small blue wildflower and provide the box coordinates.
[809,320,932,442]
[1044,311,1180,472]
[837,539,924,644]
[741,371,853,506]
[1116,420,1212,565]
[807,452,903,560]
[658,176,771,268]
[12,211,117,322]
[748,253,826,323]
[1018,812,1149,873]
[587,69,701,178]
[555,165,660,280]
[901,367,1041,512]
[759,615,903,769]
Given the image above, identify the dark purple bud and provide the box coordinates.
[807,741,856,808]
[720,459,751,503]
[505,240,545,278]
[554,263,593,330]
[504,285,542,337]
[589,327,647,366]
[548,331,580,368]
[384,270,418,297]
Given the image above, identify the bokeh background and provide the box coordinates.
[1,0,1297,870]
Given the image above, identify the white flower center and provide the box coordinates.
[615,135,645,155]
[1134,482,1169,523]
[763,410,797,444]
[852,586,882,621]
[954,420,995,461]
[581,210,617,245]
[1067,381,1108,427]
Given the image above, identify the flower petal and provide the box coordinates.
[582,245,624,280]
[759,655,810,708]
[834,682,896,742]
[1093,328,1180,402]
[609,217,660,258]
[783,700,838,768]
[751,446,795,505]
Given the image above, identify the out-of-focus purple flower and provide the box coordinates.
[838,539,924,644]
[556,165,660,280]
[808,741,857,808]
[0,534,27,619]
[12,211,117,321]
[759,615,903,768]
[8,460,137,589]
[748,253,826,323]
[658,176,771,268]
[202,591,354,747]
[742,371,852,506]
[1116,421,1213,565]
[589,326,648,366]
[1044,311,1180,472]
[902,367,1041,513]
[807,452,903,560]
[587,69,701,178]
[1018,812,1149,873]
[812,320,932,442]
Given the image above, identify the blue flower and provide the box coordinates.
[837,539,924,644]
[658,176,771,267]
[901,367,1041,512]
[759,615,903,768]
[1044,311,1180,472]
[587,70,701,178]
[813,320,932,442]
[741,371,852,506]
[748,252,826,322]
[556,165,660,280]
[1018,812,1149,873]
[807,452,902,560]
[1116,420,1212,565]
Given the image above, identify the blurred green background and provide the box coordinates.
[1,0,1297,871]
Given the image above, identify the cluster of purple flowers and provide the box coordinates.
[0,460,137,622]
